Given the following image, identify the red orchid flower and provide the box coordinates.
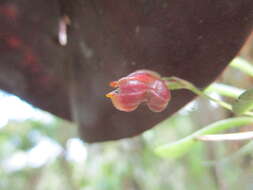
[106,70,171,112]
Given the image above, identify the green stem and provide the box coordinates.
[163,77,253,117]
[192,85,232,111]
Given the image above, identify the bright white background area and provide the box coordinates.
[0,90,87,172]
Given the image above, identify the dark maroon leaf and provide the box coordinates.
[0,0,252,142]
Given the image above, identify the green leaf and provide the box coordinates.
[155,117,253,159]
[204,83,244,99]
[232,88,253,115]
[230,57,253,77]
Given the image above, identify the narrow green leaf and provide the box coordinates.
[155,117,253,159]
[230,57,253,77]
[232,88,253,115]
[205,83,244,99]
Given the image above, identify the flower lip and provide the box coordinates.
[105,92,114,98]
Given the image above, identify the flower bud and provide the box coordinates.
[106,70,171,112]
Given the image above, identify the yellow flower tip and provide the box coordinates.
[105,92,114,98]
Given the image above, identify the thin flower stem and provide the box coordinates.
[163,77,253,117]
